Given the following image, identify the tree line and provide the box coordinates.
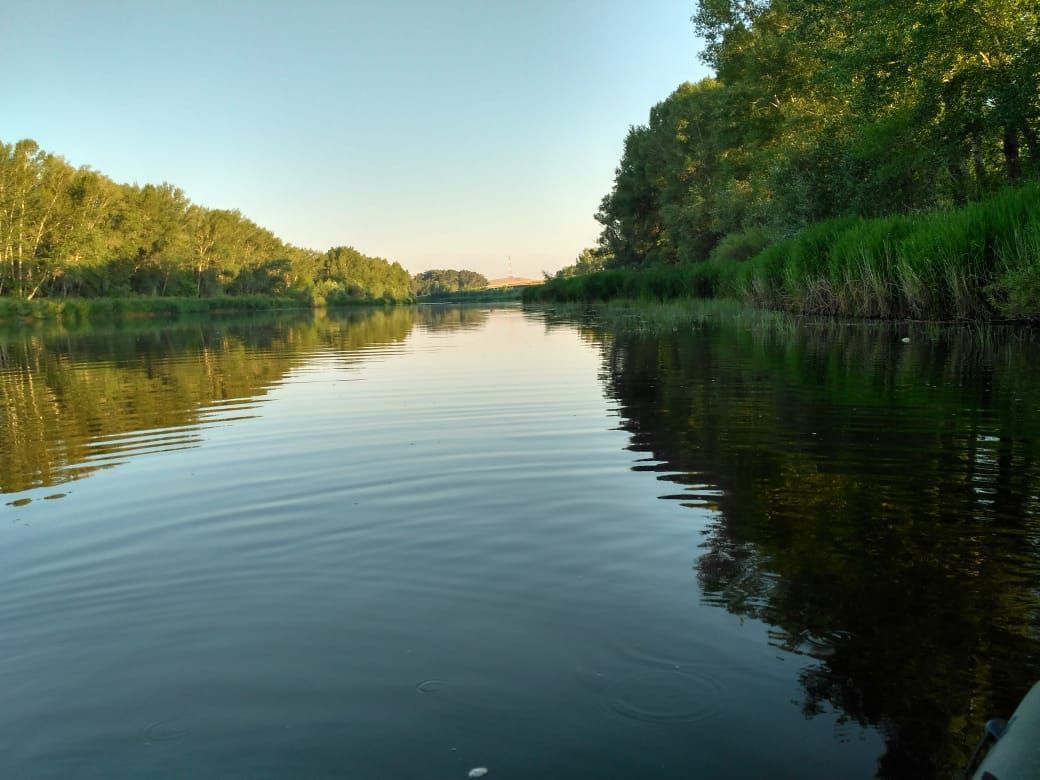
[0,139,412,303]
[586,0,1038,270]
[411,269,488,297]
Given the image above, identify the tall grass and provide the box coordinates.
[739,182,1040,319]
[526,182,1040,321]
[0,294,310,325]
[524,262,741,304]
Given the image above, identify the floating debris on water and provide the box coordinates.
[468,768,488,778]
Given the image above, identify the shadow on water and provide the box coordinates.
[541,302,1040,779]
[0,306,495,496]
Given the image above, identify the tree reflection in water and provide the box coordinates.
[565,306,1040,779]
[0,307,488,495]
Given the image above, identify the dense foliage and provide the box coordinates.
[411,269,488,297]
[550,248,611,280]
[593,0,1038,267]
[530,0,1040,318]
[0,139,412,303]
[528,182,1040,320]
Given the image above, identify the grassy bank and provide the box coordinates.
[0,292,423,326]
[418,286,525,303]
[0,294,314,325]
[526,182,1040,320]
[524,264,725,305]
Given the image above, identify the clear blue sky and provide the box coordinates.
[2,0,709,278]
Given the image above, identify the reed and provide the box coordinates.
[526,182,1040,321]
[0,294,310,325]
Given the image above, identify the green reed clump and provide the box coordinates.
[82,294,305,319]
[826,214,918,316]
[527,182,1040,320]
[524,262,741,304]
[0,298,62,321]
[983,202,1040,320]
[0,294,310,325]
[737,241,791,308]
[735,181,1040,319]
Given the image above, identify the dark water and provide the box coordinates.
[1,305,1038,779]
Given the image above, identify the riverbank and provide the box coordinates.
[418,287,525,303]
[0,295,309,325]
[0,293,410,326]
[526,182,1040,321]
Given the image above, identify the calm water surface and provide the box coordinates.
[2,305,1038,779]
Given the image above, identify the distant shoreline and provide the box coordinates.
[0,294,408,326]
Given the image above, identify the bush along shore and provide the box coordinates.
[0,292,412,325]
[526,182,1040,321]
[418,287,526,303]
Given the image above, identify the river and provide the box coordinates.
[2,304,1038,778]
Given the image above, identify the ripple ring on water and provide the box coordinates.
[144,718,190,742]
[605,667,724,724]
[416,679,447,694]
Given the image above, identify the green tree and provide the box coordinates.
[554,247,610,279]
[0,137,412,304]
[412,269,489,296]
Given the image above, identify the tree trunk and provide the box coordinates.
[1023,125,1039,174]
[16,195,25,298]
[1003,126,1021,182]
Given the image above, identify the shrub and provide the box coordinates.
[708,228,774,263]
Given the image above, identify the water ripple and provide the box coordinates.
[604,666,725,724]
